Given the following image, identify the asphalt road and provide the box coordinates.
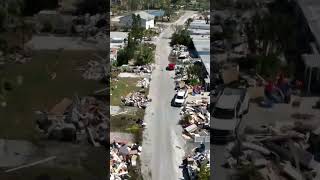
[141,11,196,180]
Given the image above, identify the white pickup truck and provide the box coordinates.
[212,87,250,142]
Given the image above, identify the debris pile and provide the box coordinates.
[110,141,142,180]
[8,52,32,64]
[225,121,320,180]
[170,44,191,64]
[121,92,150,109]
[180,97,210,140]
[181,143,210,179]
[136,78,150,88]
[120,65,153,74]
[82,60,106,80]
[72,13,108,35]
[36,96,108,146]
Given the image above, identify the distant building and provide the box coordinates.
[189,20,210,30]
[119,11,155,29]
[145,9,165,18]
[293,0,320,93]
[188,17,210,91]
[110,31,128,48]
[110,32,128,63]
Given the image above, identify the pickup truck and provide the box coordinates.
[212,88,250,142]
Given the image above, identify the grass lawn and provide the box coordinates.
[0,50,105,141]
[128,156,143,180]
[111,77,147,106]
[111,108,145,144]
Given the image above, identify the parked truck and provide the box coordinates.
[211,87,250,142]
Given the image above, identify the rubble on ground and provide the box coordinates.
[225,121,320,180]
[121,92,150,109]
[82,60,106,80]
[136,78,150,88]
[0,51,32,65]
[181,143,210,179]
[179,89,210,140]
[119,65,153,74]
[110,141,142,180]
[36,96,108,146]
[9,53,32,64]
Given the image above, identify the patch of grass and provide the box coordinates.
[126,124,143,145]
[110,109,145,131]
[128,156,143,180]
[111,109,145,144]
[110,77,144,106]
[0,50,105,141]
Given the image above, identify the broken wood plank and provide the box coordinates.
[5,156,56,173]
[282,161,305,180]
[242,142,271,155]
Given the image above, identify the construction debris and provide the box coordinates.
[36,96,108,146]
[119,65,153,74]
[181,143,210,179]
[136,78,150,88]
[225,121,320,180]
[121,92,150,109]
[110,141,142,180]
[9,52,32,64]
[179,93,210,141]
[82,60,106,80]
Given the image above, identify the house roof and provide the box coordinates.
[191,35,210,76]
[121,11,155,21]
[295,0,320,49]
[110,32,128,40]
[134,11,155,20]
[145,9,165,17]
[302,54,320,68]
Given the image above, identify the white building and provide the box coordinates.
[110,32,128,63]
[188,17,210,91]
[110,32,128,48]
[119,11,155,29]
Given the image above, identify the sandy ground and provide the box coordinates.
[110,106,138,116]
[110,132,134,144]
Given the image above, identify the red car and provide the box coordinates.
[166,63,175,71]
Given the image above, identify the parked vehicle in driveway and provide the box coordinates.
[212,88,250,142]
[172,90,188,107]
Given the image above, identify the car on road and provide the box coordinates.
[166,63,175,71]
[172,90,188,107]
[212,88,250,142]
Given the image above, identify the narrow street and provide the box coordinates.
[141,11,196,180]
